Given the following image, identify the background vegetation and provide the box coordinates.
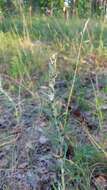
[0,0,106,17]
[0,0,107,190]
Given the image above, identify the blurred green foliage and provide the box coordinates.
[0,0,106,17]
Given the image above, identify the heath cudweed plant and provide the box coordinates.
[48,53,66,190]
[48,53,57,117]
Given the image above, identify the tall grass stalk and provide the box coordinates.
[84,126,107,158]
[64,18,90,127]
[91,78,103,130]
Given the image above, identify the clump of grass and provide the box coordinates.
[1,15,107,45]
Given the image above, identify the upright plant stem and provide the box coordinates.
[64,19,90,128]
